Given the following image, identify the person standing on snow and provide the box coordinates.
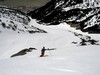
[40,47,46,57]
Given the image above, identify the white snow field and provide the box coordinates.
[0,19,100,75]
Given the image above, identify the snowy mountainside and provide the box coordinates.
[28,0,100,33]
[0,19,100,75]
[63,0,100,10]
[0,7,46,33]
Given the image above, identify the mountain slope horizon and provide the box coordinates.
[0,6,47,33]
[28,0,100,33]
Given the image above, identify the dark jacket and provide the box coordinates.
[41,47,46,52]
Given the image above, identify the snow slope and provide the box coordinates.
[0,7,46,33]
[0,19,100,75]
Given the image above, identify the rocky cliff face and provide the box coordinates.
[28,0,100,33]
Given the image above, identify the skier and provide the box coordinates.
[40,47,46,57]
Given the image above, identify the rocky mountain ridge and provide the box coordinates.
[28,0,100,33]
[0,6,47,33]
